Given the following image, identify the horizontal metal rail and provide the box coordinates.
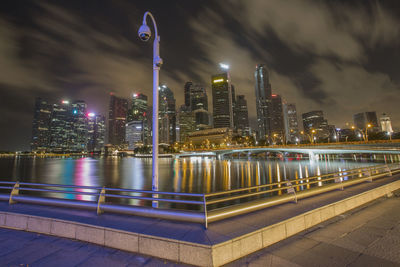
[0,162,398,228]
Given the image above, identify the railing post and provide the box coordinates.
[203,195,208,229]
[334,173,344,190]
[9,181,19,204]
[286,182,297,203]
[366,166,373,182]
[385,164,393,176]
[97,187,106,215]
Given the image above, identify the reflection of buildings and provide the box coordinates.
[380,113,393,133]
[283,103,299,143]
[31,97,52,151]
[187,127,233,147]
[234,95,249,136]
[159,84,176,144]
[87,114,105,152]
[255,64,272,141]
[353,111,379,132]
[108,94,128,146]
[212,73,234,128]
[302,110,329,139]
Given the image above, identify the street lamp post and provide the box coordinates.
[138,12,163,207]
[365,124,371,142]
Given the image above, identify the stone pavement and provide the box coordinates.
[227,194,400,267]
[1,194,400,266]
[0,227,189,267]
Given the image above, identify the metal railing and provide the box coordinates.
[0,163,399,228]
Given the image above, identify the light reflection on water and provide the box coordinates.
[1,154,398,196]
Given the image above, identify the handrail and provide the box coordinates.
[0,162,398,228]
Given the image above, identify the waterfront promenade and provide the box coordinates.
[0,189,399,266]
[0,172,399,266]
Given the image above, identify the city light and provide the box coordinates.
[213,78,224,83]
[61,100,69,104]
[73,110,78,114]
[87,112,95,117]
[219,63,229,70]
[133,93,138,98]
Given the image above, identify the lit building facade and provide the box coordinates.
[380,113,393,133]
[283,103,299,143]
[302,110,329,139]
[270,94,285,142]
[212,73,234,128]
[31,97,52,151]
[125,120,145,150]
[234,95,249,135]
[255,64,272,141]
[178,105,195,142]
[159,85,176,144]
[354,111,379,132]
[108,94,128,146]
[87,114,105,152]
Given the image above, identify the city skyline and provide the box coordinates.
[1,1,400,150]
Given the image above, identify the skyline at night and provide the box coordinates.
[1,0,400,150]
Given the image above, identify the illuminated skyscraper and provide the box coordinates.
[255,64,272,141]
[87,113,105,152]
[270,94,285,142]
[108,94,128,145]
[31,97,52,151]
[212,72,234,128]
[234,95,249,135]
[159,84,176,144]
[283,103,299,143]
[48,100,74,152]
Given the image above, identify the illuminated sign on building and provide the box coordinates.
[213,78,224,83]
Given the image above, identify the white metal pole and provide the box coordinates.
[152,36,160,207]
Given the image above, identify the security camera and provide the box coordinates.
[138,24,151,41]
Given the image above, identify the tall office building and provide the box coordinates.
[125,121,145,150]
[255,64,272,141]
[127,93,148,121]
[184,82,192,108]
[354,111,379,132]
[380,113,393,133]
[184,82,208,111]
[48,100,74,152]
[159,84,176,144]
[270,95,285,142]
[70,100,88,151]
[31,97,52,151]
[108,94,128,146]
[212,72,234,128]
[302,110,329,139]
[127,93,148,145]
[87,113,105,152]
[283,103,299,143]
[178,105,195,142]
[234,95,249,135]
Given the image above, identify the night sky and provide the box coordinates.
[1,0,400,151]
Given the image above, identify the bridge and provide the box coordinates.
[177,143,400,159]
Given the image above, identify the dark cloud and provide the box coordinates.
[0,0,399,150]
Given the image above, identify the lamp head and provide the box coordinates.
[138,24,151,41]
